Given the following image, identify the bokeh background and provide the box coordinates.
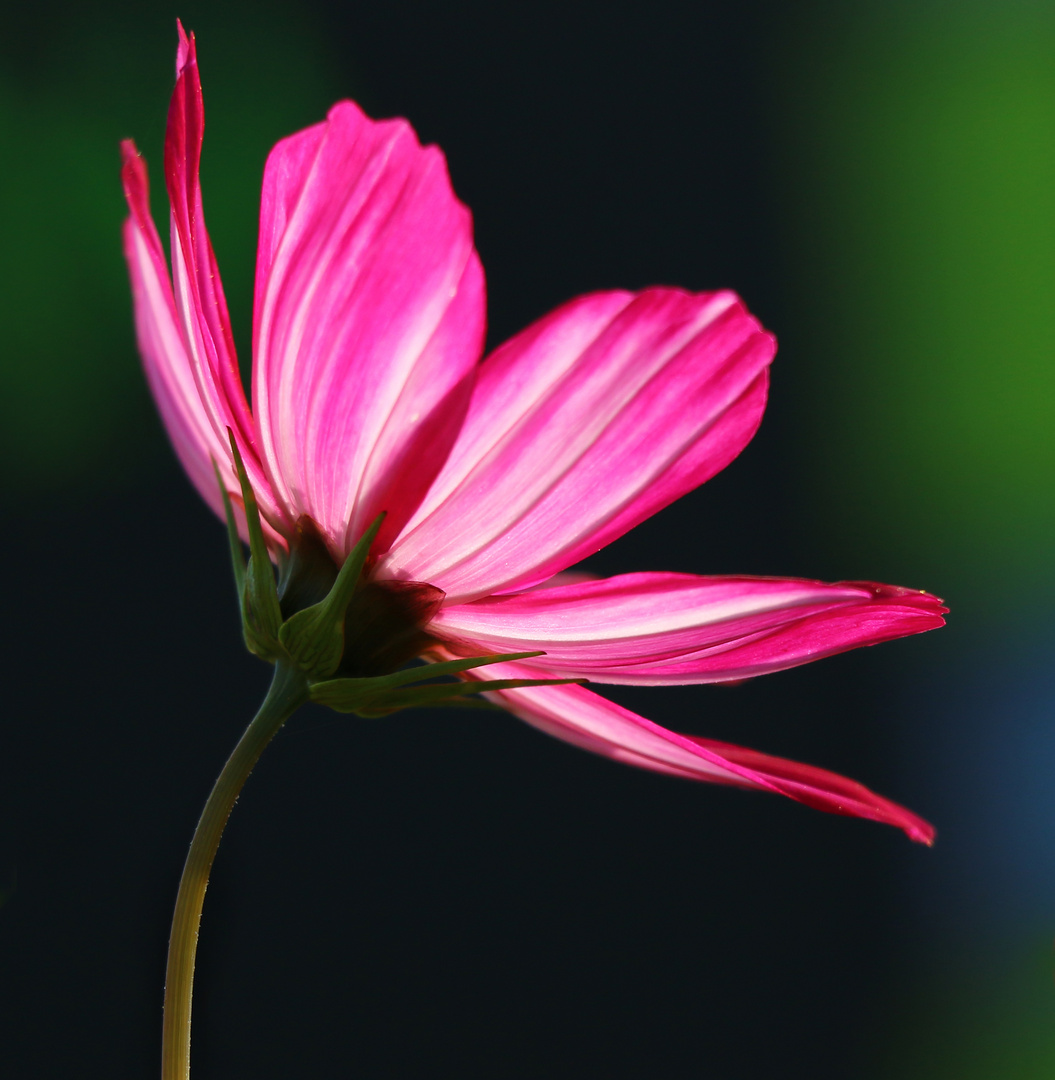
[1,1,1052,1076]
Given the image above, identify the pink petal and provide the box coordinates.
[381,288,773,603]
[122,142,220,508]
[464,661,934,844]
[164,26,286,534]
[252,98,485,560]
[432,574,947,684]
[121,141,284,547]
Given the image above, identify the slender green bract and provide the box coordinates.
[227,434,284,660]
[309,651,578,714]
[215,461,246,603]
[279,513,385,678]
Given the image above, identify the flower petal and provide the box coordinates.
[381,288,773,603]
[122,141,224,512]
[164,25,285,534]
[468,662,934,843]
[121,140,285,547]
[432,573,947,684]
[252,98,485,559]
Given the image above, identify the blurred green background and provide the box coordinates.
[0,1,1053,1077]
[781,7,1055,1072]
[795,7,1055,1073]
[0,2,338,482]
[780,3,1055,620]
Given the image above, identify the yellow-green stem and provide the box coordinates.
[161,661,308,1080]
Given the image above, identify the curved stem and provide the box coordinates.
[162,661,308,1080]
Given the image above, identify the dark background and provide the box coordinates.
[1,1,1053,1076]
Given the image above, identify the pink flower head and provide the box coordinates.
[122,26,945,844]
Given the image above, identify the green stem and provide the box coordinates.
[161,661,308,1080]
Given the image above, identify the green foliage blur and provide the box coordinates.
[0,1,338,486]
[776,5,1055,1076]
[779,4,1055,616]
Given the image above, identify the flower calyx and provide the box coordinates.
[309,651,565,716]
[218,439,584,716]
[277,514,384,678]
[221,436,284,662]
[222,433,377,678]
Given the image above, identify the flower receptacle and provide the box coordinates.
[277,513,384,679]
[217,461,577,714]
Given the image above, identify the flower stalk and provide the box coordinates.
[161,455,581,1079]
[161,660,308,1080]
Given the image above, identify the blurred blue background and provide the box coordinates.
[0,1,1052,1076]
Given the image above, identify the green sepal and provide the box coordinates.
[278,514,385,678]
[227,431,284,661]
[309,650,544,708]
[214,460,246,604]
[309,651,581,715]
[348,677,584,717]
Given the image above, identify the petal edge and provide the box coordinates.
[464,662,934,843]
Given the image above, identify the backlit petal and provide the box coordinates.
[121,140,229,517]
[164,25,286,534]
[433,573,946,684]
[121,140,284,547]
[381,288,773,602]
[253,99,485,559]
[467,662,934,843]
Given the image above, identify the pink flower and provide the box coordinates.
[122,27,945,844]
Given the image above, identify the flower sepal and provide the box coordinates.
[309,652,584,717]
[277,514,385,679]
[220,437,284,662]
[220,441,386,678]
[219,453,582,714]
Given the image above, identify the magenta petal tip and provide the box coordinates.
[175,20,193,75]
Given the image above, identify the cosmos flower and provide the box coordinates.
[122,26,944,845]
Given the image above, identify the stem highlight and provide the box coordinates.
[161,662,308,1080]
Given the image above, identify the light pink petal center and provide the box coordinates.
[382,288,774,602]
[252,100,485,559]
[432,573,946,684]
